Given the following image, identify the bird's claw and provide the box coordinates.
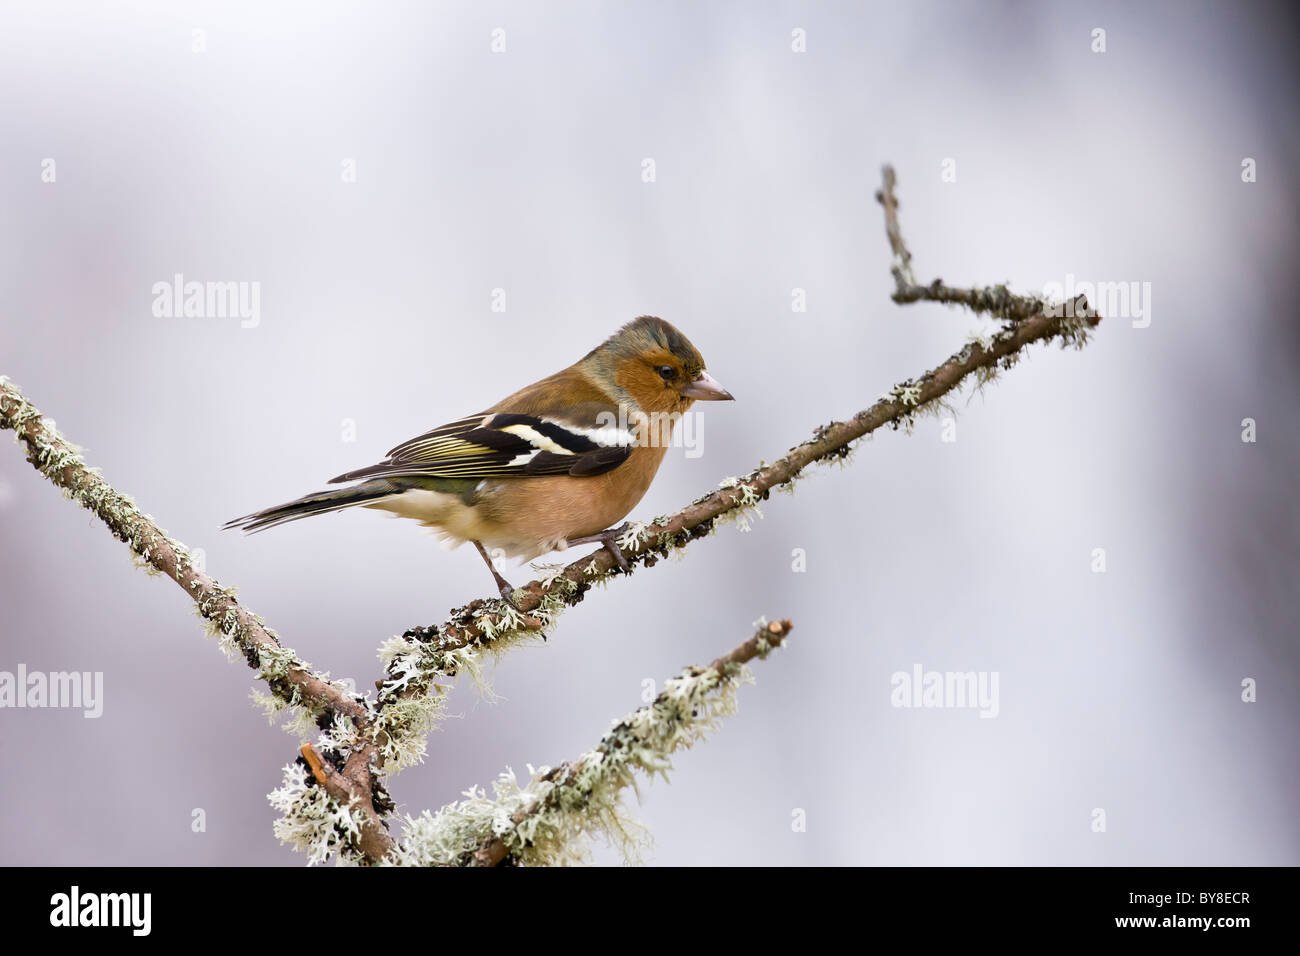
[562,523,632,573]
[603,535,631,572]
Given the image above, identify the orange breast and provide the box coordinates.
[476,444,669,556]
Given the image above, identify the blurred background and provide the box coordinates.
[1,0,1296,865]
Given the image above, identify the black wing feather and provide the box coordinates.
[328,411,632,484]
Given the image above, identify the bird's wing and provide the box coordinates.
[327,405,633,484]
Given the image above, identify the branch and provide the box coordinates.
[385,619,793,867]
[297,744,395,862]
[0,377,394,862]
[877,165,1092,322]
[878,164,918,288]
[0,379,361,722]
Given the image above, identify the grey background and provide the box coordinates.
[1,0,1296,865]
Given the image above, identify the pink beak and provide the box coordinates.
[682,370,734,401]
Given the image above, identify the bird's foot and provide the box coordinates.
[603,533,631,572]
[567,522,631,573]
[474,540,519,606]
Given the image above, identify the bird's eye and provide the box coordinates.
[656,365,678,382]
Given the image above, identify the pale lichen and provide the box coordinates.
[389,645,773,866]
[373,690,447,771]
[249,688,318,740]
[370,612,565,773]
[885,381,924,407]
[713,477,764,533]
[267,762,365,866]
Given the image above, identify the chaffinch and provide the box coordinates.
[225,316,733,600]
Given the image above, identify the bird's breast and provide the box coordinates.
[476,444,668,557]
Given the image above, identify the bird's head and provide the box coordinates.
[585,315,734,414]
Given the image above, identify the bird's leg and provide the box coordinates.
[473,540,517,604]
[564,522,632,573]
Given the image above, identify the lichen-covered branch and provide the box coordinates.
[0,377,363,724]
[385,619,792,867]
[0,377,394,861]
[877,165,1091,322]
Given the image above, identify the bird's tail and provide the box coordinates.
[224,479,399,533]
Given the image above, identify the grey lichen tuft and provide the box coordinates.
[714,477,764,533]
[267,762,365,866]
[373,690,449,772]
[1056,310,1094,350]
[884,381,924,408]
[249,688,318,741]
[615,522,651,554]
[390,649,769,866]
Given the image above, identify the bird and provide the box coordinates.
[224,316,733,602]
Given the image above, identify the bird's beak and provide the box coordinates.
[682,370,734,401]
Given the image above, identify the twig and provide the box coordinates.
[459,619,794,867]
[875,164,1093,322]
[299,744,394,861]
[878,165,917,288]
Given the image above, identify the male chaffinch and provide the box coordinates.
[225,316,733,600]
